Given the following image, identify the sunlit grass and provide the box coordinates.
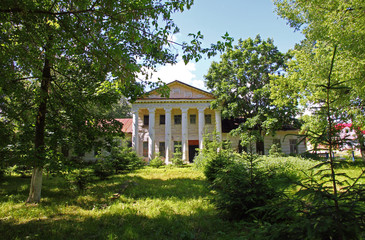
[0,165,240,240]
[1,160,363,239]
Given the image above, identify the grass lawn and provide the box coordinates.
[0,166,242,240]
[1,158,364,240]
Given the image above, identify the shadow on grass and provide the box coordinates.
[0,206,240,240]
[0,173,241,240]
[334,159,365,169]
[1,171,211,208]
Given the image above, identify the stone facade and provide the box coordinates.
[132,80,221,163]
[131,80,306,163]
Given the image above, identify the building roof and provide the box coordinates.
[115,118,133,133]
[335,123,365,134]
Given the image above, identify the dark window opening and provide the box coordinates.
[159,142,165,157]
[160,114,165,125]
[143,141,148,157]
[290,139,298,154]
[143,115,149,126]
[205,114,212,124]
[190,114,196,124]
[174,115,182,125]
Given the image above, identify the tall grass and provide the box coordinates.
[0,166,241,240]
[1,158,363,239]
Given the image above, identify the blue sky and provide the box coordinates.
[148,0,304,90]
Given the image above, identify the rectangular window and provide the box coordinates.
[174,141,182,153]
[143,115,149,126]
[159,142,165,157]
[160,114,165,125]
[256,141,265,155]
[143,141,148,157]
[205,114,212,124]
[290,139,298,154]
[273,138,281,148]
[174,115,182,125]
[190,114,196,124]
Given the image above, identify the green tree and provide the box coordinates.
[0,0,232,203]
[205,35,297,151]
[273,0,365,159]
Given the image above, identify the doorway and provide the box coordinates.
[188,145,199,163]
[188,140,199,163]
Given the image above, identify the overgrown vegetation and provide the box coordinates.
[193,133,365,239]
[94,139,145,179]
[1,154,364,239]
[149,153,164,168]
[1,167,243,240]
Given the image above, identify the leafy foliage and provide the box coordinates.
[194,132,239,181]
[268,143,285,157]
[149,153,164,168]
[292,161,365,239]
[205,35,298,141]
[67,169,92,193]
[273,0,365,160]
[0,0,233,202]
[171,143,184,167]
[211,161,282,221]
[95,138,145,179]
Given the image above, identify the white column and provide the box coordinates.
[198,107,205,150]
[148,107,155,161]
[165,107,172,164]
[181,107,189,162]
[132,108,139,154]
[215,109,222,142]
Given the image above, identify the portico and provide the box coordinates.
[131,81,222,163]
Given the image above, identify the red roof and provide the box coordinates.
[335,123,365,134]
[115,118,133,133]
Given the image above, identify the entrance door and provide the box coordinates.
[188,145,199,163]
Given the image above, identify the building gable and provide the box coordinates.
[143,80,214,100]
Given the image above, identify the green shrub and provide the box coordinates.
[171,143,184,167]
[8,164,31,177]
[268,143,285,157]
[67,169,92,192]
[95,139,145,178]
[171,157,184,166]
[291,161,365,240]
[211,161,282,221]
[92,159,114,180]
[258,156,317,182]
[204,150,236,182]
[192,152,206,170]
[150,154,164,168]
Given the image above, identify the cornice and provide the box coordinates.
[134,98,214,104]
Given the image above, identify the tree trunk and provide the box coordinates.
[27,56,51,203]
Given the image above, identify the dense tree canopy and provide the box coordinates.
[0,0,231,202]
[205,35,297,143]
[272,0,365,158]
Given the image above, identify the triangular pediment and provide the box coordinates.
[142,80,215,100]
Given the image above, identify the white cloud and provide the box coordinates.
[138,34,207,91]
[142,59,207,91]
